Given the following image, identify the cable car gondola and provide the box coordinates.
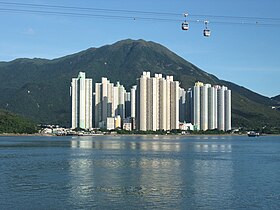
[181,13,189,30]
[182,21,189,30]
[203,21,211,37]
[204,29,211,37]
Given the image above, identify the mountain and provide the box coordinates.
[271,95,280,112]
[0,110,37,134]
[271,95,280,103]
[0,39,279,128]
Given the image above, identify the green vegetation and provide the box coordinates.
[189,129,230,135]
[0,110,38,134]
[0,39,279,129]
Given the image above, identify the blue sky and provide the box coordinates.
[0,0,279,97]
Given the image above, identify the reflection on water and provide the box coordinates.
[68,158,95,204]
[193,152,234,208]
[70,137,184,208]
[67,137,235,208]
[71,138,181,152]
[0,135,279,209]
[194,143,232,153]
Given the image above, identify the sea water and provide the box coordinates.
[0,135,279,209]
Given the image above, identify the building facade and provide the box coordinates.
[136,72,181,131]
[179,88,187,123]
[94,78,126,128]
[190,81,231,131]
[186,88,193,123]
[70,72,92,130]
[130,85,137,119]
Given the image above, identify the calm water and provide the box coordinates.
[0,135,279,209]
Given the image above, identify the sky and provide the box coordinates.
[0,0,280,97]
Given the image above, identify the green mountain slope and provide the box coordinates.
[0,39,279,128]
[271,94,280,112]
[0,110,37,134]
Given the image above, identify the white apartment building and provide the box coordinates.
[193,81,203,130]
[95,77,126,128]
[70,72,92,130]
[130,85,137,118]
[191,81,231,131]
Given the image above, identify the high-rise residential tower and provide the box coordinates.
[225,88,231,131]
[179,88,187,123]
[208,86,217,130]
[136,72,181,131]
[94,78,126,128]
[200,84,211,131]
[191,82,231,131]
[95,77,110,128]
[130,85,137,118]
[186,88,193,123]
[125,92,131,118]
[70,72,92,130]
[193,82,204,130]
[217,86,226,131]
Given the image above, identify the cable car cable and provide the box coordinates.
[0,1,280,26]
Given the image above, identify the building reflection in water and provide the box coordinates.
[194,143,232,153]
[70,137,181,152]
[68,155,95,205]
[192,142,234,208]
[67,137,234,208]
[68,137,184,207]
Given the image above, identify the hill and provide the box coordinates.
[0,110,38,134]
[0,39,279,129]
[271,94,280,112]
[271,94,280,103]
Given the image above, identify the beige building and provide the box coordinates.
[136,72,181,131]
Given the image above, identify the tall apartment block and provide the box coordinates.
[70,72,92,129]
[136,72,180,131]
[179,88,187,123]
[128,85,137,130]
[193,81,203,130]
[208,86,218,130]
[225,88,232,131]
[190,81,231,131]
[130,85,137,118]
[125,92,131,118]
[186,88,193,123]
[95,77,126,128]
